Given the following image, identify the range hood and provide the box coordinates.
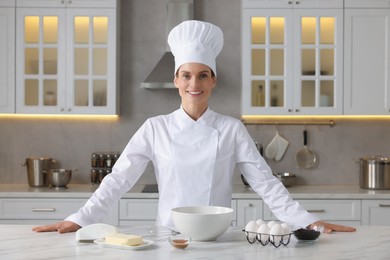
[141,0,194,89]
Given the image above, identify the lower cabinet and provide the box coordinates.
[119,199,238,226]
[236,199,263,227]
[119,199,158,226]
[237,199,362,227]
[264,199,361,226]
[1,197,389,227]
[0,198,118,225]
[362,200,390,225]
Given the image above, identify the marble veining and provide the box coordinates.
[0,225,389,260]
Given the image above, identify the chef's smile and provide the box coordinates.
[187,90,203,96]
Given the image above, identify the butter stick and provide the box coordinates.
[105,233,143,246]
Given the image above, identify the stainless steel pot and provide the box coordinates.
[22,157,56,187]
[359,156,390,190]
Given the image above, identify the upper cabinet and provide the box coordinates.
[242,0,343,115]
[344,1,390,115]
[0,0,15,113]
[15,0,119,115]
[242,0,343,8]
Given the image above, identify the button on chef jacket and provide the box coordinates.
[66,107,319,229]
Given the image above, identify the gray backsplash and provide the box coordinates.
[1,0,389,186]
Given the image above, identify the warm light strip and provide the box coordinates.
[0,114,119,121]
[241,115,390,125]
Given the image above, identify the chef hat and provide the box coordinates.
[168,20,224,76]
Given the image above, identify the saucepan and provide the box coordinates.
[296,130,317,169]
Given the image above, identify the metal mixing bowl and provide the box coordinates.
[47,169,73,189]
[273,172,296,187]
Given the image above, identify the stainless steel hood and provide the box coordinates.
[141,0,194,89]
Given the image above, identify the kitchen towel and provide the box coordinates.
[265,131,289,161]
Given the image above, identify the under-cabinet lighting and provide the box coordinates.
[0,114,119,121]
[241,115,390,123]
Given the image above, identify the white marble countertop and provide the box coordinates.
[0,225,389,260]
[1,184,390,199]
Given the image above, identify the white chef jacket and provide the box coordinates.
[66,107,319,229]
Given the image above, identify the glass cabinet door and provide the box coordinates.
[242,8,342,115]
[16,7,117,114]
[67,9,115,114]
[16,9,65,113]
[242,9,293,115]
[293,9,343,114]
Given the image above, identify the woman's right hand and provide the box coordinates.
[32,221,81,233]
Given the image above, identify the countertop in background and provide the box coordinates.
[1,184,390,199]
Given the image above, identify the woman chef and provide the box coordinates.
[33,20,355,234]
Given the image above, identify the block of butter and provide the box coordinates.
[105,233,143,246]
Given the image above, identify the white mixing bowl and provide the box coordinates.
[171,206,234,241]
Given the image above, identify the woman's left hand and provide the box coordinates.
[309,221,357,233]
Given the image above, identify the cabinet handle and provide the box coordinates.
[295,1,300,4]
[68,0,72,4]
[295,109,300,112]
[61,0,65,4]
[67,108,72,112]
[288,1,293,4]
[288,109,292,112]
[60,107,65,112]
[247,203,253,207]
[379,204,390,207]
[32,208,56,212]
[307,209,325,213]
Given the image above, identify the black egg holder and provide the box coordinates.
[243,230,292,248]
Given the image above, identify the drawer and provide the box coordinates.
[119,199,237,222]
[264,200,361,221]
[0,198,87,220]
[119,199,158,220]
[362,200,390,226]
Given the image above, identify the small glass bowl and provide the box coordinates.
[168,234,191,249]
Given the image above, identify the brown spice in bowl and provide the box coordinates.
[171,239,190,249]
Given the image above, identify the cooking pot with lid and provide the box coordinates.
[359,156,390,190]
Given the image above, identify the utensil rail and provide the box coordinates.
[242,120,335,127]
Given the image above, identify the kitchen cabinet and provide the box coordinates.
[0,0,15,113]
[242,0,343,9]
[236,199,263,227]
[242,0,343,115]
[345,0,390,8]
[119,199,159,226]
[15,0,119,114]
[362,200,390,225]
[16,0,117,8]
[0,198,118,225]
[119,199,238,226]
[344,3,390,114]
[263,199,362,226]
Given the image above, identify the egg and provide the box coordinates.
[255,218,264,226]
[269,223,283,245]
[267,220,278,229]
[257,223,270,243]
[281,223,292,234]
[245,220,259,240]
